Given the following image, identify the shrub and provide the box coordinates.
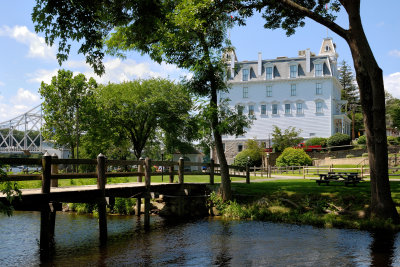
[387,136,399,146]
[346,154,354,158]
[113,198,135,215]
[305,137,327,147]
[362,153,368,157]
[327,133,351,147]
[276,148,312,167]
[234,149,262,169]
[357,135,366,145]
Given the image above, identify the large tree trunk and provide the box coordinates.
[211,86,232,201]
[344,1,399,222]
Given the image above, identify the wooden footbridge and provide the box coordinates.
[0,153,250,254]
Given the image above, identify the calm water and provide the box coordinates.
[0,211,399,266]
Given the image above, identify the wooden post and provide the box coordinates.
[209,159,215,185]
[136,157,144,216]
[144,157,152,229]
[361,165,364,178]
[51,153,58,187]
[40,152,52,253]
[246,162,250,184]
[178,157,184,184]
[97,153,107,245]
[169,165,174,183]
[303,166,305,179]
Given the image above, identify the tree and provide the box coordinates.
[95,78,195,159]
[232,0,399,222]
[338,60,362,139]
[39,69,98,159]
[339,60,359,108]
[32,0,251,201]
[271,126,303,152]
[386,93,400,130]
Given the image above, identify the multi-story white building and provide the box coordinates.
[220,38,351,164]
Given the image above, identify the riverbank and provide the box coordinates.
[212,179,400,232]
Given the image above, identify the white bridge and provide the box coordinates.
[0,105,43,154]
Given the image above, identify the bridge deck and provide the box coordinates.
[0,182,209,210]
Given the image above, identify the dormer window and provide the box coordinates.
[315,63,323,76]
[313,59,325,77]
[290,64,298,78]
[265,63,274,80]
[242,69,249,81]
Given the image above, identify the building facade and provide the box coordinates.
[220,38,351,164]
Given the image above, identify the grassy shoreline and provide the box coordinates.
[211,180,400,232]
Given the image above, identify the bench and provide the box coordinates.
[316,172,362,186]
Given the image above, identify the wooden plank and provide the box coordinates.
[5,174,41,181]
[51,173,97,179]
[0,158,42,165]
[52,158,97,165]
[106,172,144,177]
[184,162,210,167]
[151,161,176,167]
[183,171,209,176]
[106,159,142,166]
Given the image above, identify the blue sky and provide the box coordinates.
[0,1,399,122]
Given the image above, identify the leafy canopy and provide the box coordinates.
[272,125,303,152]
[276,147,312,167]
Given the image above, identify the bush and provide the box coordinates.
[113,198,135,215]
[327,133,351,147]
[362,153,368,157]
[305,137,327,147]
[276,148,312,167]
[234,149,262,169]
[387,136,399,146]
[346,154,354,158]
[357,135,366,145]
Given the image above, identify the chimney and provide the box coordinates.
[230,51,235,78]
[306,48,311,73]
[258,52,262,76]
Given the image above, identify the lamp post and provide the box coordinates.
[161,151,164,182]
[266,152,270,178]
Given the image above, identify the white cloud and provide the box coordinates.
[0,88,41,122]
[384,72,400,98]
[0,25,56,60]
[10,88,41,105]
[27,68,58,84]
[0,81,4,86]
[28,58,190,85]
[389,49,400,58]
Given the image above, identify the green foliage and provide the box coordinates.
[386,93,400,129]
[69,203,97,214]
[327,133,351,147]
[346,154,354,158]
[39,69,98,159]
[387,136,399,146]
[305,137,327,147]
[362,153,368,157]
[234,139,264,168]
[112,198,135,215]
[276,148,312,167]
[95,78,196,159]
[339,60,360,109]
[0,166,21,216]
[357,135,366,145]
[272,126,303,152]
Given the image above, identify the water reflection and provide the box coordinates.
[1,212,400,266]
[370,231,396,267]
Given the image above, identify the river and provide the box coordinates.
[0,211,399,266]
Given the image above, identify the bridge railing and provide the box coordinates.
[0,154,250,188]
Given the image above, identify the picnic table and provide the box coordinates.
[316,172,362,186]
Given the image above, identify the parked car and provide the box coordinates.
[296,143,326,152]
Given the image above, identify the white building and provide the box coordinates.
[220,38,351,164]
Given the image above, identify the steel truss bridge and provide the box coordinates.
[0,105,43,154]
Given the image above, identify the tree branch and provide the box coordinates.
[279,0,349,40]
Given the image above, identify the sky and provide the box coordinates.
[0,1,399,122]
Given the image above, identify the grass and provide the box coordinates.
[210,179,400,231]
